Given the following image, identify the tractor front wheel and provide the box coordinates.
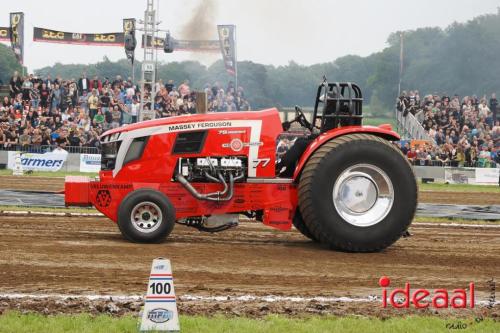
[298,134,417,252]
[117,189,175,243]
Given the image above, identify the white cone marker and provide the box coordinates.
[13,152,24,176]
[139,258,180,332]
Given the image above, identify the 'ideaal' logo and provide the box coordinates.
[379,276,475,309]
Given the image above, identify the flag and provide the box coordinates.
[217,25,236,75]
[9,12,24,64]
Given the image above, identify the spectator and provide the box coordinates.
[77,73,90,95]
[21,77,33,102]
[19,128,31,149]
[87,89,99,121]
[9,71,22,98]
[403,88,498,168]
[130,98,139,123]
[90,75,102,93]
[0,70,254,155]
[490,93,498,124]
[407,147,417,163]
[178,80,190,97]
[51,83,61,112]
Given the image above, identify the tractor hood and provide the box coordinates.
[100,108,281,140]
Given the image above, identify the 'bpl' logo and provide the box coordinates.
[379,276,475,309]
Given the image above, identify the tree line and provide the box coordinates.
[0,10,499,115]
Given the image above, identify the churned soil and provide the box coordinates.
[0,214,498,318]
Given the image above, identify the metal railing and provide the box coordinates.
[407,158,498,168]
[395,108,436,144]
[0,144,100,154]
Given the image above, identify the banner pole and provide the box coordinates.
[234,25,238,97]
[132,58,135,85]
[398,32,404,97]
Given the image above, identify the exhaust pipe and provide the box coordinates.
[176,173,243,202]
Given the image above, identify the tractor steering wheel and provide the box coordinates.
[294,106,312,130]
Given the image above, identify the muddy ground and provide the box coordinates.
[0,175,498,318]
[0,214,498,318]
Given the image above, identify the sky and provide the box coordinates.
[2,0,500,72]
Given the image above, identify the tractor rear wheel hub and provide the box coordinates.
[333,164,394,227]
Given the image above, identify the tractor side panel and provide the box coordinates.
[86,175,297,230]
[292,125,400,180]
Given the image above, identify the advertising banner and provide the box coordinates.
[444,167,476,184]
[33,27,124,46]
[9,12,24,64]
[475,168,499,185]
[79,154,101,173]
[8,151,68,172]
[217,25,236,75]
[141,35,219,52]
[123,18,136,62]
[0,27,11,41]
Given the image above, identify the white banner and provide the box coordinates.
[475,168,499,185]
[444,167,476,184]
[79,154,101,173]
[7,150,68,172]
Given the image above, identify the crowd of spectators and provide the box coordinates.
[0,71,250,152]
[397,90,499,167]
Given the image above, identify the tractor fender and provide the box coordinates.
[292,125,400,180]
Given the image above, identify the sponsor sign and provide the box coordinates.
[379,276,475,309]
[475,168,499,185]
[217,25,236,75]
[10,12,24,64]
[444,167,476,185]
[141,35,220,52]
[123,18,136,62]
[33,27,124,46]
[222,139,263,152]
[0,27,11,41]
[7,151,67,172]
[140,258,180,332]
[79,154,101,173]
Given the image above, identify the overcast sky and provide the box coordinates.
[2,0,500,72]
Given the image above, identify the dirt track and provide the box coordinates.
[0,175,499,318]
[0,214,498,317]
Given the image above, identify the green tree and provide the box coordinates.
[0,43,23,84]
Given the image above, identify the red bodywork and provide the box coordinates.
[65,108,399,231]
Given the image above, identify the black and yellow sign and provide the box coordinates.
[0,27,11,41]
[123,18,135,33]
[217,25,236,75]
[33,27,124,46]
[123,18,136,61]
[141,35,219,52]
[10,12,24,64]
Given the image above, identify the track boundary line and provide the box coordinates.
[1,293,498,306]
[413,222,500,228]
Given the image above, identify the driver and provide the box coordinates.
[276,136,314,177]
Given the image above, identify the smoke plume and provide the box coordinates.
[180,0,218,40]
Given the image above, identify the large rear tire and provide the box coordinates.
[292,209,317,241]
[298,134,417,252]
[117,189,175,243]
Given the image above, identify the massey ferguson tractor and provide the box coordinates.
[65,79,417,252]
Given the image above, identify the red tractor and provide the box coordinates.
[66,79,417,252]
